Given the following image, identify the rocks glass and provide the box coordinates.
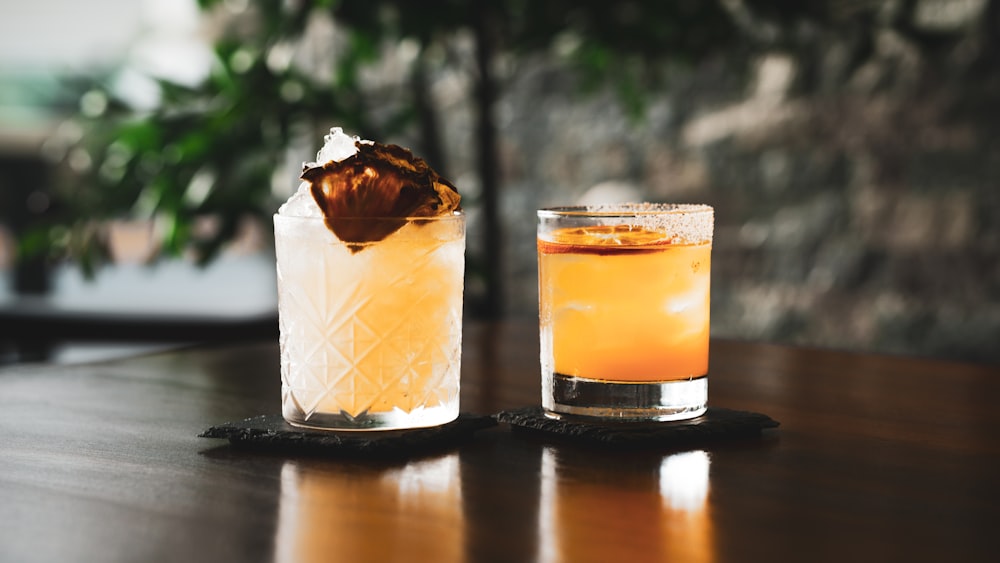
[537,204,714,421]
[274,212,465,430]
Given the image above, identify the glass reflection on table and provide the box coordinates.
[274,453,464,563]
[538,448,714,563]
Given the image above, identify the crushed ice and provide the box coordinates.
[277,127,372,217]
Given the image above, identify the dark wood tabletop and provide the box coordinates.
[2,320,998,563]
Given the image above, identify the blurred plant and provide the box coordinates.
[25,0,748,314]
[26,0,992,314]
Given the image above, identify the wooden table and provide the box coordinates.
[2,321,998,563]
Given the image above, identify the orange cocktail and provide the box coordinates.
[275,127,464,431]
[537,204,713,421]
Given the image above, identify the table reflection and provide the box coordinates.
[539,448,714,563]
[274,454,464,563]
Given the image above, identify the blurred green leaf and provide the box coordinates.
[35,0,847,273]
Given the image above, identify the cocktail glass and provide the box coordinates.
[537,204,713,421]
[274,212,465,430]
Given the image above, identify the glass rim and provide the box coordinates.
[537,203,712,218]
[274,209,465,222]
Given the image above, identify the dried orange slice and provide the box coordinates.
[550,225,681,246]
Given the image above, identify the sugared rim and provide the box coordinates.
[538,203,713,243]
[537,203,712,218]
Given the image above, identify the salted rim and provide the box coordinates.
[537,203,712,217]
[538,203,713,244]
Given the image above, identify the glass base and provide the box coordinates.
[543,373,707,422]
[282,403,458,432]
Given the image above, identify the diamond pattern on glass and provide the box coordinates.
[277,226,463,422]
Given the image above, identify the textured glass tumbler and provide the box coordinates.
[537,204,713,421]
[274,212,465,430]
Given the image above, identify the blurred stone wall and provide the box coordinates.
[7,1,995,365]
[430,17,1000,364]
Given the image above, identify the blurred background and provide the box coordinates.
[1,0,998,365]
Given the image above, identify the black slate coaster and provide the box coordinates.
[199,413,497,458]
[496,406,778,449]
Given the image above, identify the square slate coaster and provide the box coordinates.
[496,406,778,449]
[199,413,497,458]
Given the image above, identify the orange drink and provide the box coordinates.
[275,128,464,430]
[537,204,713,421]
[275,213,465,430]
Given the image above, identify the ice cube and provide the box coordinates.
[277,181,322,217]
[311,127,371,167]
[279,127,374,217]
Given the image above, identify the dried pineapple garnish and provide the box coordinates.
[301,141,461,249]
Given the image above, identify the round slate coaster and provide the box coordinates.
[496,406,778,449]
[199,413,497,458]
